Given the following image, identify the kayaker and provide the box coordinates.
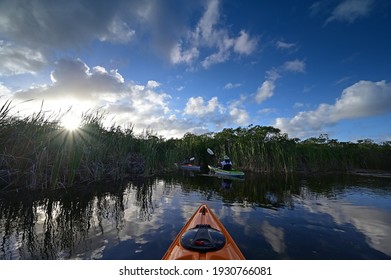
[181,157,195,165]
[220,155,233,171]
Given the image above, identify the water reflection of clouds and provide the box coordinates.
[120,183,170,255]
[3,173,390,260]
[58,182,170,259]
[117,180,209,258]
[298,197,391,257]
[107,182,391,259]
[224,205,288,256]
[214,195,391,258]
[216,204,253,230]
[260,221,286,255]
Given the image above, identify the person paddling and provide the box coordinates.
[220,155,233,171]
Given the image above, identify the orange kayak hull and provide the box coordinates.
[162,204,245,260]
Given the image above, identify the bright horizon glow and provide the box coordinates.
[61,114,81,131]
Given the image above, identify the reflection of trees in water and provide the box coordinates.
[1,196,45,259]
[1,172,387,259]
[165,171,386,210]
[164,171,300,209]
[130,177,175,222]
[0,176,166,259]
[220,173,299,209]
[0,184,127,259]
[132,178,155,221]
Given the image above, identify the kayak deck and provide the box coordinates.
[162,204,245,260]
[208,165,245,178]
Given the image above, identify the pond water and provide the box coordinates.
[1,171,391,260]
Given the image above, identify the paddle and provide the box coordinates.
[206,148,220,171]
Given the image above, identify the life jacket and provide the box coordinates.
[222,160,232,171]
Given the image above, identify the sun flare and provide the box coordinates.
[61,114,81,131]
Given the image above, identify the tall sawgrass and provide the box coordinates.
[0,100,147,190]
[1,100,390,191]
[178,125,391,173]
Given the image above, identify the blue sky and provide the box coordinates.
[0,0,390,141]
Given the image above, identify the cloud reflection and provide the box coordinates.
[298,197,391,257]
[260,221,286,255]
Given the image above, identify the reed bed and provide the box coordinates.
[0,101,148,190]
[0,100,390,191]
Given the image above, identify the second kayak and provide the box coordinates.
[208,165,245,178]
[175,163,201,171]
[162,204,245,260]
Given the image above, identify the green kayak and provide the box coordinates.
[208,165,245,178]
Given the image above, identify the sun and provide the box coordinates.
[61,114,82,131]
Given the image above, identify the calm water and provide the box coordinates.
[1,171,391,260]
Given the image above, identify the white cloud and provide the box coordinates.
[0,41,46,76]
[195,0,220,41]
[224,82,242,90]
[99,17,135,43]
[258,108,276,115]
[234,30,258,55]
[170,43,200,65]
[229,107,249,125]
[182,95,250,129]
[3,56,253,139]
[255,80,276,104]
[332,80,391,119]
[107,84,172,127]
[293,102,305,109]
[0,82,13,99]
[266,69,281,81]
[200,28,257,69]
[326,0,374,24]
[275,80,391,138]
[171,0,257,69]
[8,58,178,135]
[0,0,257,75]
[276,40,297,51]
[146,80,161,89]
[201,40,232,69]
[183,96,224,117]
[44,58,125,100]
[254,60,305,104]
[255,69,280,104]
[228,95,249,126]
[169,0,221,67]
[283,59,306,73]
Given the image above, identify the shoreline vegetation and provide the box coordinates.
[1,100,390,192]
